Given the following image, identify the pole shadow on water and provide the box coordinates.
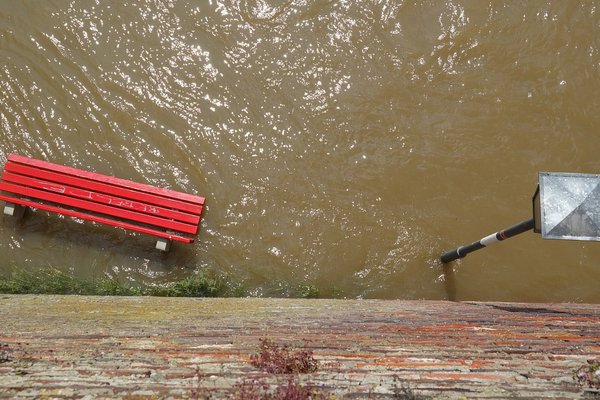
[442,263,457,301]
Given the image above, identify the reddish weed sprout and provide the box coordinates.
[250,338,319,374]
[574,359,600,389]
[232,378,323,400]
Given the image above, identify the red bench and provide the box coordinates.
[0,154,205,251]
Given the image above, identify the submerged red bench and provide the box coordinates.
[0,154,205,251]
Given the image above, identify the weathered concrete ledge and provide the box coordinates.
[0,295,599,399]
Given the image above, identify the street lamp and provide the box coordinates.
[440,172,600,263]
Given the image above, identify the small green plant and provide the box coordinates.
[95,279,144,296]
[299,284,319,299]
[574,359,600,389]
[250,339,319,374]
[154,274,224,297]
[327,285,343,298]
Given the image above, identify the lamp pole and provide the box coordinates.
[440,218,534,263]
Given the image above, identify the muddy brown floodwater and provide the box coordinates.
[0,1,599,301]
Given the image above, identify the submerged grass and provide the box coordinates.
[0,267,227,297]
[151,274,224,297]
[0,268,327,298]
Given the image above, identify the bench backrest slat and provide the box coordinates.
[8,154,205,208]
[1,171,200,225]
[0,181,199,234]
[5,159,203,215]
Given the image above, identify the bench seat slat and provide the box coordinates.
[0,181,198,235]
[8,154,205,206]
[1,171,200,225]
[5,162,203,215]
[0,194,193,243]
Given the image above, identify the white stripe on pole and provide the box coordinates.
[480,233,500,247]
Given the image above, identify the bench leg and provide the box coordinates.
[3,202,26,219]
[155,238,172,252]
